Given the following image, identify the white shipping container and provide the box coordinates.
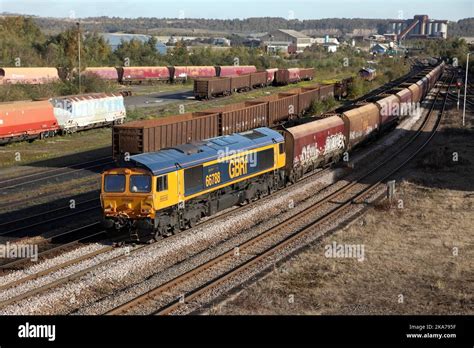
[51,93,126,133]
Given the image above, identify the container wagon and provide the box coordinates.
[274,68,301,85]
[230,74,251,92]
[257,92,299,125]
[0,67,60,85]
[51,93,126,133]
[217,66,257,77]
[83,67,119,81]
[173,66,217,82]
[205,101,268,135]
[341,103,380,150]
[373,94,401,131]
[120,67,170,84]
[194,77,232,99]
[112,112,219,160]
[298,68,315,81]
[319,84,335,101]
[250,71,268,88]
[265,68,278,84]
[286,87,320,116]
[283,116,346,182]
[0,100,59,143]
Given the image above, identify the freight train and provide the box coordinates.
[100,62,445,241]
[0,66,257,85]
[0,93,126,144]
[0,66,317,87]
[193,68,315,99]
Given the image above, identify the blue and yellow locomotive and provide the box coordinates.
[101,128,286,241]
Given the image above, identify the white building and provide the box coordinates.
[311,36,340,52]
[261,29,312,53]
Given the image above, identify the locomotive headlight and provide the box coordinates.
[140,196,154,214]
[143,195,153,206]
[139,195,153,215]
[104,200,117,212]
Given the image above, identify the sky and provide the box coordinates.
[0,0,472,21]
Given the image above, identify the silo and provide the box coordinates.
[440,22,448,38]
[427,22,433,36]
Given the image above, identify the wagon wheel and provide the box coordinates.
[189,217,197,228]
[154,230,162,241]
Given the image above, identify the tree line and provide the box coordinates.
[0,15,470,102]
[23,15,474,37]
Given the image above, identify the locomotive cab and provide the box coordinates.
[100,167,175,238]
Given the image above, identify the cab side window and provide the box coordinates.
[279,142,284,154]
[157,175,168,192]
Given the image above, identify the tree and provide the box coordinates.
[166,40,189,65]
[0,16,45,66]
[83,33,113,66]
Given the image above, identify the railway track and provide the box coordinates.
[0,221,106,270]
[0,165,335,309]
[104,71,454,316]
[0,156,113,191]
[0,198,101,238]
[0,229,106,271]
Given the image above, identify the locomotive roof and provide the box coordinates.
[129,127,284,176]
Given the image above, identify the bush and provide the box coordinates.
[347,77,365,99]
[308,97,338,115]
[308,100,325,115]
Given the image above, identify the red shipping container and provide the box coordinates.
[218,66,257,77]
[174,66,216,80]
[121,67,170,82]
[0,100,59,143]
[283,116,346,177]
[83,67,119,81]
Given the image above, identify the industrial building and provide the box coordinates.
[260,29,312,53]
[386,15,448,41]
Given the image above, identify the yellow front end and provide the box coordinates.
[100,166,181,235]
[101,167,156,221]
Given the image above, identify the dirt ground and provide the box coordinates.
[212,90,474,315]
